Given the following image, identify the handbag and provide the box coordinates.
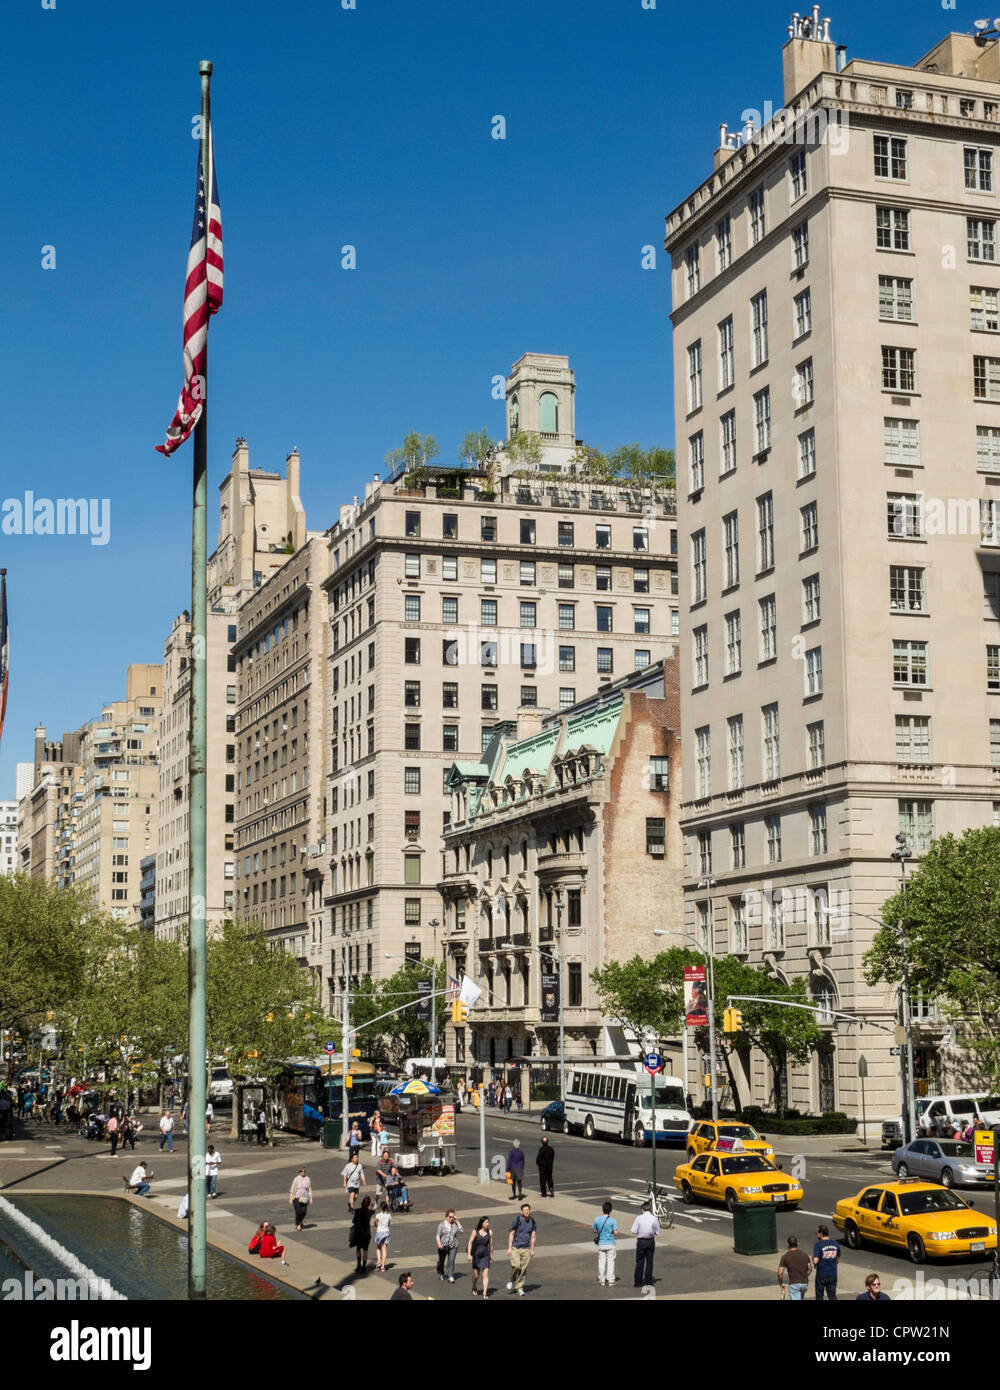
[594,1217,609,1247]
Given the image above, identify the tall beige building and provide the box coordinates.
[155,441,308,941]
[322,351,679,1009]
[233,533,329,995]
[667,13,1000,1119]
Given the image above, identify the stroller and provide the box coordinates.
[79,1113,105,1141]
[384,1173,411,1213]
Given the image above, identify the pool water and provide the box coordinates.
[0,1195,300,1300]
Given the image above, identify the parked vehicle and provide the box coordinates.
[539,1100,572,1133]
[893,1138,996,1188]
[918,1095,1000,1139]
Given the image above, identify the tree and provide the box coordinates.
[569,443,616,481]
[505,430,542,471]
[592,949,822,1114]
[0,875,113,1079]
[865,827,1000,1089]
[349,959,447,1069]
[607,444,676,487]
[384,431,439,485]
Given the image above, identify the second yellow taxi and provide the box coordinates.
[673,1148,804,1211]
[833,1180,998,1263]
[686,1119,775,1160]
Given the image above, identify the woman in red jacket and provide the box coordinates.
[258,1224,285,1261]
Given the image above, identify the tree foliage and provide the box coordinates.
[505,430,543,470]
[348,959,447,1068]
[864,827,1000,1088]
[385,431,440,482]
[591,949,822,1114]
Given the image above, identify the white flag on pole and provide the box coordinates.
[459,975,483,1009]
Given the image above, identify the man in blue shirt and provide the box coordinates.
[592,1200,619,1286]
[812,1223,840,1300]
[505,1203,537,1296]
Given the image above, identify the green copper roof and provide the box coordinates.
[498,726,561,781]
[564,696,624,756]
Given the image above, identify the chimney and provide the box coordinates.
[285,447,300,498]
[232,437,250,473]
[781,8,837,103]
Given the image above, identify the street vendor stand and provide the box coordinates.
[386,1079,458,1174]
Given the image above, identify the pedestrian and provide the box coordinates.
[374,1201,392,1271]
[258,1223,286,1262]
[504,1083,513,1114]
[348,1121,363,1158]
[436,1208,464,1283]
[121,1114,136,1151]
[0,1091,11,1140]
[856,1272,890,1301]
[487,1081,495,1108]
[506,1138,525,1200]
[350,1195,374,1273]
[813,1224,840,1300]
[375,1145,394,1198]
[206,1144,222,1198]
[205,1100,214,1135]
[592,1200,619,1286]
[778,1235,812,1301]
[248,1222,266,1254]
[535,1134,555,1197]
[505,1201,537,1297]
[166,1081,176,1111]
[342,1152,367,1210]
[177,1193,189,1220]
[158,1110,174,1153]
[630,1201,660,1288]
[256,1104,267,1145]
[181,1100,189,1135]
[289,1165,312,1230]
[390,1271,414,1301]
[128,1161,151,1198]
[107,1112,119,1157]
[386,1165,410,1211]
[456,1081,465,1110]
[468,1216,493,1298]
[370,1110,384,1157]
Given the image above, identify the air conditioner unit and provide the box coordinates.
[307,844,318,857]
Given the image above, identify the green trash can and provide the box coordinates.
[732,1202,778,1255]
[322,1119,343,1150]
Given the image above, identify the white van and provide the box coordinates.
[919,1094,1000,1138]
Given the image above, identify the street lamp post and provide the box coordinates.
[890,835,918,1145]
[429,918,439,1086]
[555,889,566,1104]
[655,919,718,1122]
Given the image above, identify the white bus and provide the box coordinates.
[564,1066,691,1146]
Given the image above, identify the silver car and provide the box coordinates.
[893,1138,995,1188]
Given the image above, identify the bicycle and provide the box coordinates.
[644,1182,675,1228]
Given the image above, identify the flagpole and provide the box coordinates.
[188,57,212,1303]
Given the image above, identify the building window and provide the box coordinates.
[696,726,711,798]
[404,553,420,578]
[405,511,420,538]
[749,185,766,244]
[479,599,498,628]
[442,512,458,539]
[558,521,575,548]
[481,515,496,542]
[404,679,420,708]
[633,526,649,553]
[718,316,735,390]
[520,685,538,708]
[539,393,558,434]
[595,524,611,550]
[809,883,830,944]
[693,625,709,687]
[597,647,614,674]
[985,499,1000,547]
[404,767,421,794]
[759,594,777,662]
[404,637,421,664]
[559,688,575,709]
[792,220,809,270]
[481,684,498,711]
[874,133,907,180]
[442,596,458,624]
[558,604,575,631]
[884,417,920,466]
[596,605,613,633]
[716,215,732,271]
[807,719,825,770]
[443,684,460,715]
[899,798,934,853]
[765,888,784,950]
[750,290,768,368]
[648,756,669,792]
[896,714,931,762]
[698,830,712,877]
[762,703,780,780]
[727,714,744,790]
[793,288,812,339]
[966,146,994,192]
[687,341,703,412]
[877,206,910,251]
[567,963,583,1008]
[519,560,535,586]
[481,726,495,753]
[753,388,771,454]
[790,149,807,199]
[730,896,748,953]
[558,563,575,589]
[802,573,821,624]
[520,642,537,670]
[893,639,928,686]
[757,493,774,572]
[404,854,421,885]
[633,567,649,594]
[979,427,1000,472]
[559,645,575,672]
[520,600,536,628]
[404,724,421,750]
[646,818,666,855]
[442,556,458,581]
[975,356,1000,401]
[723,511,740,588]
[796,358,814,407]
[879,275,914,322]
[720,411,736,475]
[986,574,1000,619]
[633,608,650,635]
[405,809,421,840]
[481,641,498,668]
[686,241,701,297]
[972,286,1000,333]
[724,610,742,675]
[481,557,497,584]
[969,218,997,263]
[692,530,707,603]
[765,814,782,864]
[404,594,421,622]
[689,431,705,492]
[800,501,819,552]
[730,822,746,870]
[442,724,459,752]
[520,519,536,545]
[887,492,923,538]
[805,646,823,697]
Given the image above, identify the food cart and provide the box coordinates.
[386,1080,458,1175]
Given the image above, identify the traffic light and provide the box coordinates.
[351,1049,361,1058]
[723,1007,744,1033]
[452,1000,469,1024]
[345,1074,353,1090]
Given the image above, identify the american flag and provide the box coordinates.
[156,131,223,456]
[0,570,8,752]
[448,976,460,1003]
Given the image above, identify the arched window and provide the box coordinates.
[811,977,835,1025]
[539,392,558,434]
[509,395,519,434]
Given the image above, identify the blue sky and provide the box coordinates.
[0,0,961,794]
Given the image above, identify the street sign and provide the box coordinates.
[975,1129,995,1166]
[324,1041,336,1054]
[857,1055,868,1077]
[644,1052,663,1074]
[889,1046,901,1056]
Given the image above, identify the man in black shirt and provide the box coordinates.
[856,1273,890,1301]
[390,1271,414,1301]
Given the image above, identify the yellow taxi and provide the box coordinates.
[833,1180,998,1264]
[686,1119,774,1161]
[673,1148,803,1211]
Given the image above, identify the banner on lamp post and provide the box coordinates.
[540,973,559,1023]
[684,966,709,1027]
